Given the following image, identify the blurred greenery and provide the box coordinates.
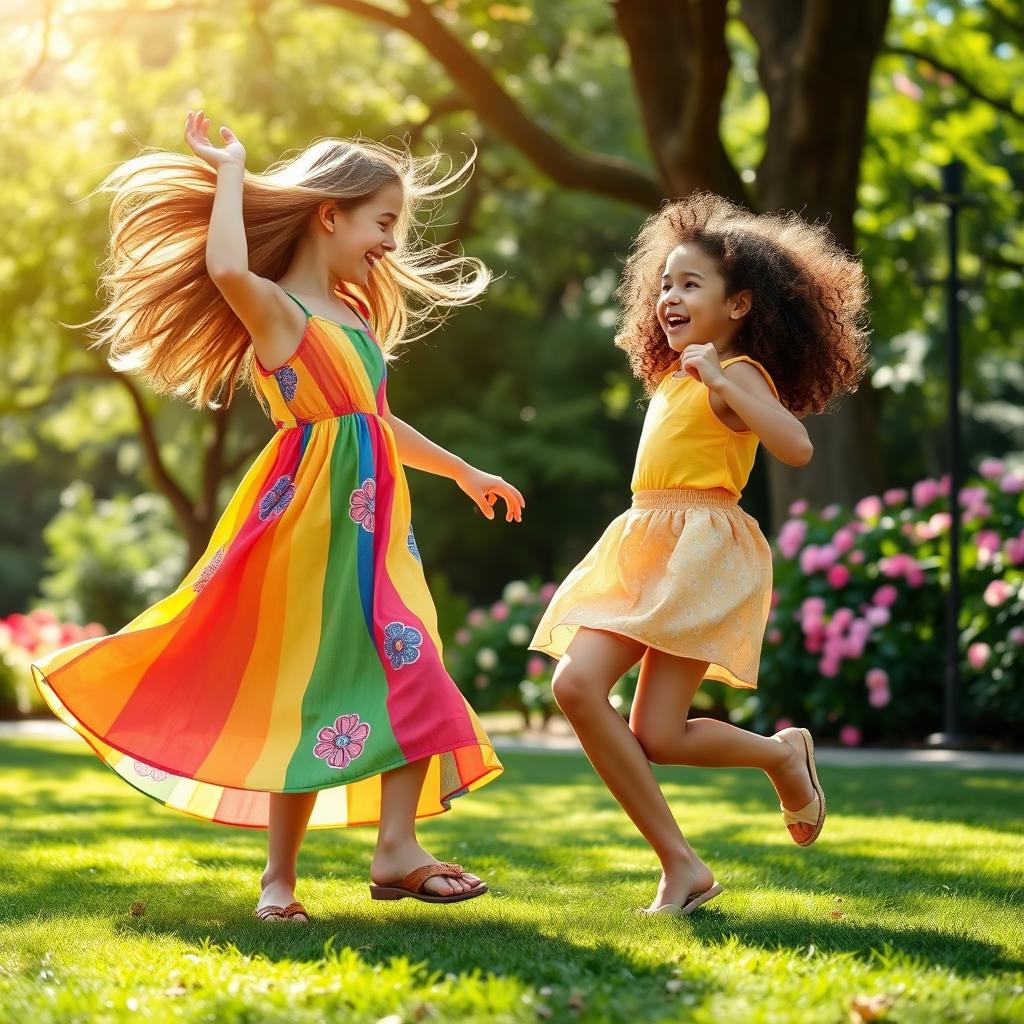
[0,0,1021,634]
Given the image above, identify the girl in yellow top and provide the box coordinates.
[531,193,869,915]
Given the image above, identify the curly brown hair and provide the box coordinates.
[614,192,870,413]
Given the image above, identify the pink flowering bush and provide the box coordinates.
[446,579,562,726]
[0,610,106,716]
[738,459,1024,743]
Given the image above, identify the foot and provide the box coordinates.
[767,729,819,844]
[257,871,309,922]
[371,839,483,898]
[645,854,717,913]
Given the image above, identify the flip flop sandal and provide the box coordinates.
[777,727,826,846]
[254,901,310,923]
[369,862,488,904]
[639,882,724,917]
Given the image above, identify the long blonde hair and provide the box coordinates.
[83,138,491,408]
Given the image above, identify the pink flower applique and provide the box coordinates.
[349,479,376,533]
[313,714,371,770]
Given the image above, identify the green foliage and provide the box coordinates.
[37,482,186,629]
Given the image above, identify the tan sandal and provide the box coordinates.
[639,882,723,917]
[776,727,826,846]
[254,900,309,923]
[369,862,488,904]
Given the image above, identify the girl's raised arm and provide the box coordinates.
[184,110,292,349]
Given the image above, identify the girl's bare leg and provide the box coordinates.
[629,648,817,841]
[551,628,715,910]
[370,759,481,896]
[260,791,317,915]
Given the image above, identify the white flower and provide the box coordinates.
[476,647,498,671]
[508,624,531,645]
[502,580,531,605]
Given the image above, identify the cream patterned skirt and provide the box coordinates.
[530,488,773,689]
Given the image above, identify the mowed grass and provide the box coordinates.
[0,738,1022,1023]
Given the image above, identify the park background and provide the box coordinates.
[0,3,1022,1023]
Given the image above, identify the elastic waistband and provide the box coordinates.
[274,410,381,430]
[631,487,739,510]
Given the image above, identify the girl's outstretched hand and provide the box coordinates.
[456,467,525,523]
[675,342,725,387]
[184,109,246,170]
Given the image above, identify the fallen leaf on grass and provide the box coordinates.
[128,901,146,917]
[849,993,896,1022]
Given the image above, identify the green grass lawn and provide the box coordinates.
[1,738,1022,1023]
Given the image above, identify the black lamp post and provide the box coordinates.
[913,160,983,749]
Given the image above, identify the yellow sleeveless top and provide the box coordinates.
[630,355,779,497]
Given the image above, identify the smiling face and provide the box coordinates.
[325,180,403,287]
[656,243,750,354]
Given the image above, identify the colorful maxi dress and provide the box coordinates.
[31,291,502,829]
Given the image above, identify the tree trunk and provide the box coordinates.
[742,0,892,525]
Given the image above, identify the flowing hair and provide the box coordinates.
[615,192,870,414]
[81,137,491,408]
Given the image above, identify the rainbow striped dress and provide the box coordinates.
[31,290,502,829]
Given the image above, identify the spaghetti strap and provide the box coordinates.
[337,289,374,335]
[282,290,312,318]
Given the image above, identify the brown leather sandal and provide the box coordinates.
[254,900,309,922]
[369,862,488,904]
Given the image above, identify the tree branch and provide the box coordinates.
[106,369,200,546]
[983,0,1024,41]
[885,45,1023,123]
[314,0,664,208]
[613,0,746,202]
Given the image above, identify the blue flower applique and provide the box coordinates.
[258,474,296,521]
[274,366,298,401]
[383,622,423,670]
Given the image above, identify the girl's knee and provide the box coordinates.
[551,665,594,715]
[631,720,683,765]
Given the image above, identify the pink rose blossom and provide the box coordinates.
[855,495,883,521]
[967,642,991,670]
[865,606,891,628]
[770,589,781,608]
[865,668,889,690]
[975,530,1001,555]
[832,607,855,629]
[778,518,808,559]
[839,725,862,747]
[490,602,509,621]
[883,488,908,505]
[1000,472,1024,494]
[873,585,898,608]
[983,580,1012,607]
[1009,626,1024,646]
[767,628,782,644]
[905,565,925,588]
[527,655,547,678]
[821,503,841,521]
[467,609,486,627]
[849,550,866,564]
[827,564,851,589]
[832,528,857,555]
[1006,538,1024,567]
[819,656,840,678]
[912,478,941,508]
[775,717,795,732]
[455,629,471,645]
[802,596,826,616]
[979,458,1005,479]
[937,475,951,496]
[788,499,809,516]
[843,636,866,659]
[539,582,560,603]
[868,686,891,709]
[804,634,824,654]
